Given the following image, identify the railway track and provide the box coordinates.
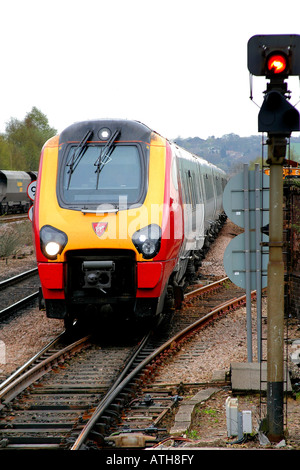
[71,277,253,450]
[0,268,39,320]
[0,329,143,449]
[0,276,252,450]
[0,214,28,224]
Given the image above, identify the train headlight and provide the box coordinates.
[45,241,60,257]
[132,224,161,259]
[40,225,68,260]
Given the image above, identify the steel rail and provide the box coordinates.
[0,267,38,290]
[0,214,28,224]
[0,291,39,319]
[0,267,40,319]
[0,331,66,393]
[0,335,91,408]
[71,288,254,450]
[71,332,152,450]
[184,276,230,299]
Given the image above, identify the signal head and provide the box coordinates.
[247,34,300,78]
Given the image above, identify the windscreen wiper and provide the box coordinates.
[66,129,93,189]
[94,129,121,189]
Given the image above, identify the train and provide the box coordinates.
[0,170,37,215]
[264,160,300,179]
[32,119,227,330]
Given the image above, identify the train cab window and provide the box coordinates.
[61,144,143,206]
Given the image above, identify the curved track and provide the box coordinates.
[0,329,149,449]
[72,277,252,450]
[0,277,253,450]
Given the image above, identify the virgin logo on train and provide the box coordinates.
[92,222,108,238]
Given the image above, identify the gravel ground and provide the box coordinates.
[0,219,299,450]
[153,220,300,450]
[0,244,64,379]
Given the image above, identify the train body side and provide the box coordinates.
[170,143,226,284]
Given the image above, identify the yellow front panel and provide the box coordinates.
[38,136,166,262]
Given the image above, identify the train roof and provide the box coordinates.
[171,142,227,176]
[59,119,153,145]
[57,119,226,177]
[0,170,31,180]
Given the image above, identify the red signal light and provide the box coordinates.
[266,53,288,75]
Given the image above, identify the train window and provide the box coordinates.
[216,177,223,196]
[171,157,178,190]
[204,173,214,200]
[190,173,197,210]
[61,144,143,205]
[185,171,196,210]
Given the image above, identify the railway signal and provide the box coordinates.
[248,35,300,135]
[247,34,300,443]
[247,34,300,77]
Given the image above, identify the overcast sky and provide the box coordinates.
[1,0,300,140]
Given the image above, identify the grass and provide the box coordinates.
[0,221,33,258]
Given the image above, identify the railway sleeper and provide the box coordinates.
[0,436,62,450]
[0,422,74,430]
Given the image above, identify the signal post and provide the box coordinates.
[248,35,300,441]
[265,134,285,441]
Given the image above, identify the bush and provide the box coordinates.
[0,221,33,258]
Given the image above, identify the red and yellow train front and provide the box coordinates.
[33,120,183,326]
